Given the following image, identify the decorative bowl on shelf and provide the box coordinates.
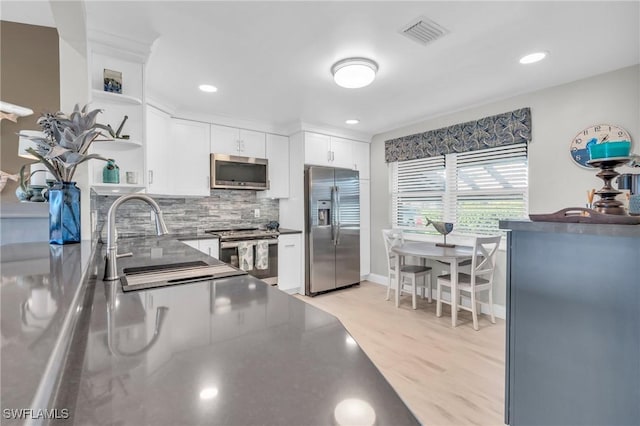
[588,141,631,160]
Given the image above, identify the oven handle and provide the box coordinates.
[220,239,278,249]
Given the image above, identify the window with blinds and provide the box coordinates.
[391,156,445,233]
[391,143,528,235]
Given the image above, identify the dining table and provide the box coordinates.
[391,241,476,327]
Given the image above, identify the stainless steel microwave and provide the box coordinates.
[210,154,269,190]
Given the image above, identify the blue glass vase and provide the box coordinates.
[49,181,81,244]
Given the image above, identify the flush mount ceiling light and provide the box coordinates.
[345,119,360,125]
[519,51,547,64]
[331,58,378,89]
[199,84,218,93]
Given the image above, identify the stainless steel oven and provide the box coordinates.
[208,228,279,285]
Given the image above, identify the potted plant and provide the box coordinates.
[19,104,112,244]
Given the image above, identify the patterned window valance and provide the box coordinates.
[385,107,531,163]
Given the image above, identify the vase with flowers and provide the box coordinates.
[19,104,112,244]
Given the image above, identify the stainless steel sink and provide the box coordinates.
[120,261,245,291]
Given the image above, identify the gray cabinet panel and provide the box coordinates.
[505,229,639,425]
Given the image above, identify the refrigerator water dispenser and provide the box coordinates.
[317,200,331,226]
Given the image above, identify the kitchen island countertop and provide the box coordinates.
[2,237,418,425]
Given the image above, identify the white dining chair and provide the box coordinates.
[382,229,432,309]
[436,235,501,330]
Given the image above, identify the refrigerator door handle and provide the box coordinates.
[335,186,341,245]
[330,186,336,245]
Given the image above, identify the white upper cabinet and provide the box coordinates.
[170,118,210,196]
[146,109,210,196]
[240,129,266,158]
[304,132,332,166]
[352,141,370,180]
[210,124,239,155]
[328,136,353,169]
[303,132,368,175]
[210,124,266,159]
[259,134,290,199]
[146,105,172,194]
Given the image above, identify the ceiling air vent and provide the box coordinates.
[400,16,448,46]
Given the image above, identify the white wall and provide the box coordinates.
[59,37,90,239]
[370,65,640,309]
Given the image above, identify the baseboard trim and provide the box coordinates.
[366,273,388,286]
[279,287,301,295]
[362,273,506,320]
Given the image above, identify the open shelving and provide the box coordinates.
[88,40,146,192]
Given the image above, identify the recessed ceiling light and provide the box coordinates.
[331,58,378,89]
[345,119,360,125]
[199,84,218,93]
[519,51,547,65]
[199,387,219,400]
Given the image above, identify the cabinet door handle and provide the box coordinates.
[331,151,335,161]
[285,244,295,248]
[327,151,331,162]
[149,170,154,184]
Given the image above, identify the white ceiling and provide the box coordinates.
[4,1,640,138]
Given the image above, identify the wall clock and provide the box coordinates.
[570,124,631,168]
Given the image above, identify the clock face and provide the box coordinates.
[570,124,631,168]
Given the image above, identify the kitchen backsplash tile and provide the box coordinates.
[92,190,278,238]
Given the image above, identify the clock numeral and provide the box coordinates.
[618,131,625,137]
[575,138,582,144]
[583,130,589,136]
[594,126,601,132]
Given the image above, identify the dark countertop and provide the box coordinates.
[500,219,640,237]
[2,237,417,425]
[0,241,94,420]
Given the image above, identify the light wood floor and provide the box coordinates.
[296,281,505,426]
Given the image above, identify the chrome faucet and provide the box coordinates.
[103,194,170,281]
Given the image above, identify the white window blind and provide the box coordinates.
[391,156,445,232]
[391,143,528,236]
[449,143,528,235]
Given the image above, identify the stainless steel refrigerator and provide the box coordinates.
[305,166,360,296]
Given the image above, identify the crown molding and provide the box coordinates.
[283,120,373,142]
[88,29,157,63]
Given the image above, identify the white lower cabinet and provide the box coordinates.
[181,238,219,258]
[182,240,200,250]
[277,233,302,293]
[198,239,219,259]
